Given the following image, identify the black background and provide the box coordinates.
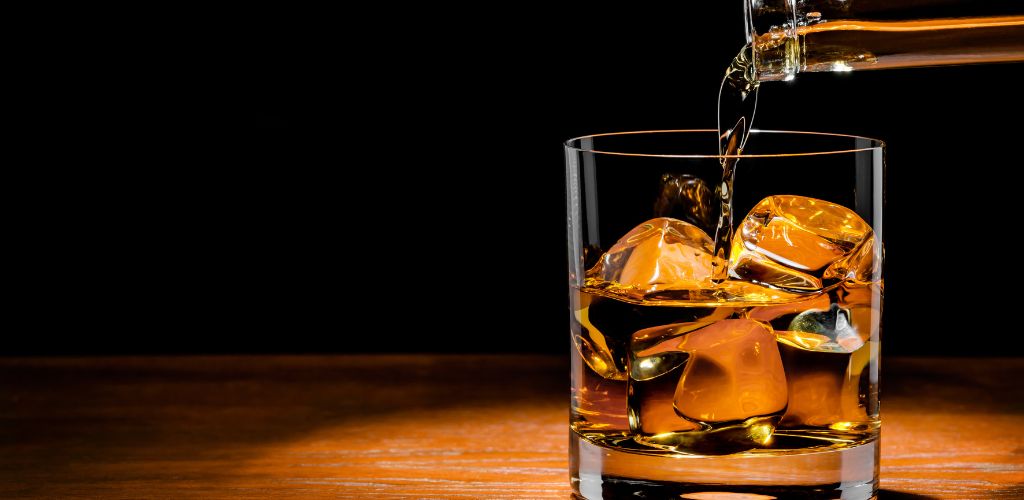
[10,5,1023,355]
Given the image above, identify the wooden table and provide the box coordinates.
[0,355,1021,499]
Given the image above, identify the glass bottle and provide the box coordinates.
[745,0,1024,81]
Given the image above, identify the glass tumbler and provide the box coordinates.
[565,130,884,499]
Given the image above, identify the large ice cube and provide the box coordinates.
[778,343,874,430]
[777,283,880,430]
[627,315,785,453]
[627,309,739,436]
[673,319,788,424]
[729,196,876,292]
[628,311,734,437]
[586,218,714,299]
[628,318,788,428]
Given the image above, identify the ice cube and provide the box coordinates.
[673,319,788,424]
[653,173,714,229]
[824,234,880,283]
[729,195,875,292]
[778,342,874,430]
[586,218,714,299]
[777,304,865,353]
[627,309,737,438]
[627,344,700,437]
[631,350,690,382]
[763,281,879,354]
[626,318,787,453]
[838,283,882,352]
[627,310,735,437]
[776,283,880,430]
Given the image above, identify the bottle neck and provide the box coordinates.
[744,0,799,82]
[745,0,1024,82]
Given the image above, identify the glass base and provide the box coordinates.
[570,431,879,499]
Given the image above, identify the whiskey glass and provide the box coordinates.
[566,130,884,499]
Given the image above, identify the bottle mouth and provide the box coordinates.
[744,0,799,82]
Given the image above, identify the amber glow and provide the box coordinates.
[575,194,881,456]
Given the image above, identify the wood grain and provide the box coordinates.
[0,355,1021,499]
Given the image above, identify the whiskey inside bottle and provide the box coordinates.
[756,16,1024,80]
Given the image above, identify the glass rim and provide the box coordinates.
[564,129,885,158]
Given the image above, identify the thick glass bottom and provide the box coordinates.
[570,430,879,500]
